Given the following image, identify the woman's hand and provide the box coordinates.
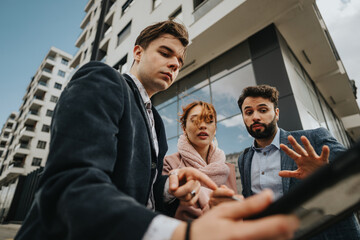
[168,167,217,206]
[209,185,244,208]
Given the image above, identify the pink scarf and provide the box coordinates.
[177,134,229,186]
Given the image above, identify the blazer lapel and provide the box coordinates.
[123,74,157,159]
[152,108,168,160]
[244,149,255,197]
[279,128,295,195]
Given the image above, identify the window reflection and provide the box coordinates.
[212,64,255,121]
[179,86,211,110]
[158,101,178,138]
[166,137,179,155]
[217,114,253,154]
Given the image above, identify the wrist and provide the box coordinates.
[171,221,187,240]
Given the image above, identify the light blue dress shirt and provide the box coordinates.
[251,129,284,200]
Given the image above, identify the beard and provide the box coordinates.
[246,116,277,140]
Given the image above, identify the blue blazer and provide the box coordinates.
[16,62,178,240]
[238,127,360,239]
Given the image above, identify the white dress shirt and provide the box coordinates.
[250,128,284,200]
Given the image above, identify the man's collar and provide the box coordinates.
[125,72,151,106]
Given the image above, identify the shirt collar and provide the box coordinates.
[125,72,151,107]
[251,127,280,151]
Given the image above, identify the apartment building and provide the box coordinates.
[0,113,17,166]
[0,47,72,222]
[0,112,18,220]
[70,0,359,151]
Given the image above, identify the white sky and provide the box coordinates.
[317,0,360,108]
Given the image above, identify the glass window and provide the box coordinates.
[217,114,253,155]
[117,21,132,46]
[166,137,179,156]
[178,71,208,98]
[37,141,46,149]
[179,86,211,109]
[212,64,256,121]
[46,110,53,117]
[209,41,251,82]
[58,70,66,77]
[54,83,62,90]
[158,101,178,139]
[41,124,50,133]
[32,157,42,166]
[50,95,59,103]
[61,58,69,66]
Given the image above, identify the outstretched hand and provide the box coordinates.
[279,135,329,179]
[168,167,217,206]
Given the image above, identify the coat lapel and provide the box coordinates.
[123,74,157,159]
[242,148,255,197]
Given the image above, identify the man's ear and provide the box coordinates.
[275,108,279,121]
[133,45,143,62]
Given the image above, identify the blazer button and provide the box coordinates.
[151,162,157,169]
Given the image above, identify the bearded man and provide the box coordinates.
[236,84,360,240]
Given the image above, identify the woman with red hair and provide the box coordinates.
[163,101,237,220]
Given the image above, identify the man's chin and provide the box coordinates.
[249,130,269,139]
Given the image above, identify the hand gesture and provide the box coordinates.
[168,167,217,206]
[171,189,299,240]
[279,135,329,179]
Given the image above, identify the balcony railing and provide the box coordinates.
[20,126,35,135]
[15,143,29,150]
[42,68,52,74]
[38,81,48,87]
[8,161,25,168]
[29,96,44,107]
[47,56,55,62]
[25,110,39,119]
[29,110,39,115]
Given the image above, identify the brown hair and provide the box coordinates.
[135,20,189,50]
[237,85,279,112]
[180,101,217,129]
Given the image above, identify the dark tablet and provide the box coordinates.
[247,140,360,240]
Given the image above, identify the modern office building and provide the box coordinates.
[69,0,359,191]
[0,47,72,222]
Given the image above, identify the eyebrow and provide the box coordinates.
[159,45,184,66]
[243,104,269,110]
